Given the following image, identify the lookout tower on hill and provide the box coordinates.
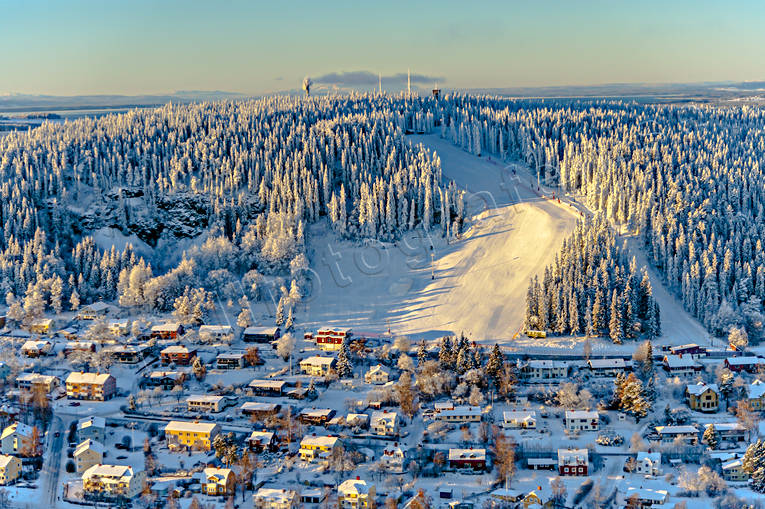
[432,83,441,99]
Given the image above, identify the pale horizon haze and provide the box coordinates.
[1,0,764,96]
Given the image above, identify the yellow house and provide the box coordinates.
[686,382,719,412]
[202,467,235,496]
[82,464,146,500]
[65,372,117,401]
[29,318,54,334]
[0,455,21,485]
[338,478,375,509]
[74,439,104,473]
[747,380,765,410]
[522,491,552,509]
[299,435,341,462]
[164,421,220,451]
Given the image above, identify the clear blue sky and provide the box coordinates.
[1,0,763,96]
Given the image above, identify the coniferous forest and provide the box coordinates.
[2,94,765,342]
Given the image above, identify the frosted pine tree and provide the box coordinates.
[703,424,718,450]
[275,297,285,326]
[336,338,354,378]
[485,344,505,390]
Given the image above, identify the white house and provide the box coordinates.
[564,410,599,432]
[502,411,536,429]
[379,444,405,472]
[300,356,336,376]
[254,488,300,509]
[623,488,668,507]
[364,364,390,385]
[587,358,629,376]
[635,452,661,476]
[436,406,483,423]
[77,416,106,443]
[662,355,701,376]
[370,411,399,436]
[655,425,699,444]
[338,478,375,509]
[518,359,567,380]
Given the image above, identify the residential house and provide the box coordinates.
[77,416,106,443]
[246,431,278,453]
[28,318,54,335]
[142,370,185,390]
[587,358,629,376]
[20,340,52,357]
[198,325,233,341]
[243,326,281,343]
[187,395,227,413]
[557,448,588,476]
[685,382,719,412]
[662,355,702,376]
[254,488,300,509]
[379,444,405,472]
[164,421,220,451]
[249,379,288,397]
[313,327,353,351]
[241,402,280,420]
[436,406,483,423]
[624,488,669,508]
[15,373,59,394]
[64,341,96,356]
[151,323,184,340]
[725,356,765,373]
[670,344,707,359]
[635,452,661,476]
[108,319,129,336]
[564,410,599,432]
[74,439,104,473]
[704,422,748,444]
[518,359,567,380]
[76,302,111,320]
[0,422,38,456]
[364,364,390,385]
[747,380,765,410]
[82,464,146,500]
[65,372,117,400]
[0,455,21,485]
[370,410,399,436]
[160,345,196,365]
[298,435,341,462]
[338,477,375,509]
[502,411,536,429]
[299,408,335,425]
[300,356,336,376]
[448,448,486,471]
[655,425,699,444]
[216,352,245,369]
[721,459,748,482]
[105,344,150,364]
[202,467,235,496]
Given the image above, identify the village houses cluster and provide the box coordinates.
[1,303,765,509]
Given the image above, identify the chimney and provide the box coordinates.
[356,475,360,481]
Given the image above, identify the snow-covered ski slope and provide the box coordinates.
[302,134,579,343]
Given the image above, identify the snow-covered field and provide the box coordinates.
[299,135,579,343]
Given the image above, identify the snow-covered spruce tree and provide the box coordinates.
[336,337,354,378]
[703,424,718,450]
[524,214,659,342]
[742,440,765,492]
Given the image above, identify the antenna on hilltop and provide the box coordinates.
[407,68,411,96]
[379,73,382,95]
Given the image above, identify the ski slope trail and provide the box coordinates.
[301,135,579,343]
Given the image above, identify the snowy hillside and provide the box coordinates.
[300,134,579,342]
